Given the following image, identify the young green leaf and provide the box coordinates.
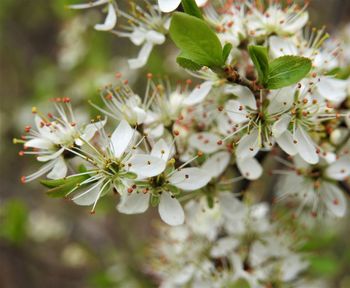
[248,45,269,85]
[46,174,90,198]
[266,55,312,89]
[176,52,203,71]
[169,12,224,69]
[222,43,233,63]
[181,0,203,19]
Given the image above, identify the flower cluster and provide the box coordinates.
[149,195,328,288]
[15,0,350,286]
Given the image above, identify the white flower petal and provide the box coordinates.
[78,118,106,145]
[47,157,67,179]
[37,147,65,162]
[225,85,257,109]
[211,237,239,258]
[321,182,347,218]
[94,3,117,31]
[325,156,350,180]
[276,131,297,156]
[127,154,166,178]
[158,192,184,226]
[225,99,248,124]
[189,132,221,154]
[158,0,182,13]
[110,119,134,158]
[236,129,259,159]
[202,151,231,179]
[128,42,153,69]
[25,138,53,150]
[272,114,291,138]
[316,77,347,103]
[294,127,319,164]
[237,157,263,180]
[117,192,150,214]
[151,139,172,160]
[72,182,102,206]
[169,168,210,191]
[269,36,298,58]
[195,0,208,6]
[183,81,212,106]
[146,30,166,45]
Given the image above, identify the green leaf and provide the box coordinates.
[169,12,224,69]
[176,52,203,71]
[266,55,312,89]
[248,45,269,85]
[222,43,233,63]
[46,174,90,198]
[40,178,66,188]
[181,0,203,19]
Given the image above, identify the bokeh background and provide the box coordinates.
[1,1,350,287]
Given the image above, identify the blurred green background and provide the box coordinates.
[0,1,350,287]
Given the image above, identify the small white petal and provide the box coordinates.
[294,127,319,164]
[47,157,67,179]
[189,132,221,154]
[158,0,182,13]
[94,3,117,31]
[37,147,65,162]
[202,151,231,179]
[316,77,347,103]
[110,119,134,158]
[195,0,208,6]
[127,155,166,178]
[146,30,166,45]
[151,139,172,160]
[183,81,212,106]
[73,182,102,206]
[276,131,297,156]
[269,36,298,58]
[78,118,106,145]
[158,192,184,226]
[117,192,150,214]
[236,129,260,159]
[211,237,239,258]
[128,42,153,69]
[321,182,347,218]
[272,114,291,138]
[169,168,210,191]
[25,138,53,150]
[325,156,350,180]
[225,85,257,109]
[237,157,263,180]
[225,100,248,124]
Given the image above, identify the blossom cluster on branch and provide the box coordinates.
[15,0,350,287]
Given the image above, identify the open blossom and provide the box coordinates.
[118,139,211,225]
[112,2,169,69]
[150,197,313,288]
[19,99,105,182]
[275,155,349,218]
[68,0,117,31]
[158,0,208,13]
[65,119,166,212]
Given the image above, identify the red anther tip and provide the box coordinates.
[173,130,180,136]
[24,126,31,133]
[186,79,192,85]
[197,151,203,157]
[20,176,26,184]
[18,151,24,156]
[70,122,76,127]
[47,113,53,119]
[127,187,134,193]
[90,210,96,215]
[123,80,129,85]
[146,73,153,79]
[115,72,122,79]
